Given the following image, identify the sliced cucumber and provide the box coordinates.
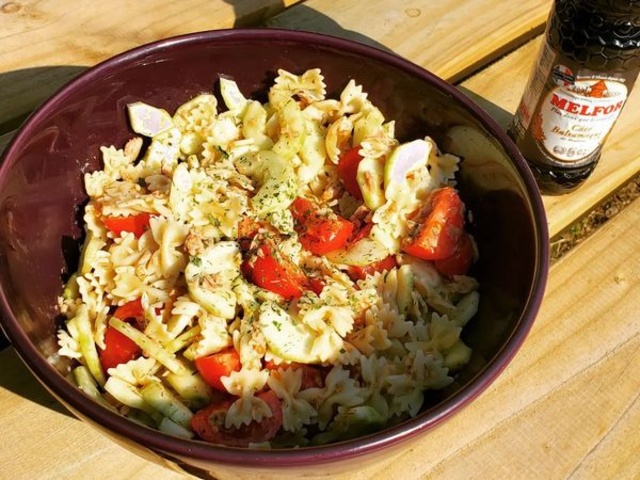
[72,365,115,410]
[325,235,391,267]
[78,229,105,275]
[311,405,386,445]
[140,381,193,429]
[158,417,194,439]
[62,273,80,301]
[258,301,320,363]
[272,98,307,160]
[383,139,430,201]
[243,150,299,217]
[127,101,174,138]
[443,339,472,371]
[109,317,191,376]
[353,107,385,147]
[185,241,240,319]
[165,371,212,410]
[396,264,414,316]
[370,224,400,253]
[356,156,385,210]
[242,100,272,150]
[450,291,480,327]
[104,376,160,421]
[67,304,106,386]
[219,77,248,115]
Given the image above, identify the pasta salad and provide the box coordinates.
[57,68,480,448]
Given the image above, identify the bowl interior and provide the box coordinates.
[0,29,548,466]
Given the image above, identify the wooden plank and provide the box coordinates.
[460,36,640,237]
[0,0,302,133]
[266,0,551,82]
[404,195,640,478]
[2,197,639,478]
[0,348,184,479]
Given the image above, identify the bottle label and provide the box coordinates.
[534,76,628,166]
[511,39,639,170]
[516,40,556,132]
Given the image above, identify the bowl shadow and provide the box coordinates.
[0,66,89,135]
[456,86,514,131]
[224,1,396,55]
[0,348,74,418]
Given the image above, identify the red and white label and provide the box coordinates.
[537,79,628,165]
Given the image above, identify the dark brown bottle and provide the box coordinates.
[509,0,640,195]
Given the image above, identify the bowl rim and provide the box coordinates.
[0,27,549,468]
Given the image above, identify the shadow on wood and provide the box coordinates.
[0,348,73,418]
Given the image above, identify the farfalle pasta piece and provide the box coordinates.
[347,305,392,355]
[167,295,202,337]
[223,368,270,428]
[76,273,110,323]
[143,127,183,177]
[98,180,164,218]
[241,100,274,150]
[302,99,341,124]
[149,215,189,280]
[107,356,159,385]
[270,68,326,108]
[173,94,219,135]
[338,79,371,115]
[267,367,317,432]
[300,366,368,429]
[183,313,232,360]
[57,329,82,360]
[325,115,354,164]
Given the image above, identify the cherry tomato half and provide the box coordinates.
[103,213,151,238]
[434,232,474,277]
[290,197,354,255]
[112,298,144,324]
[99,326,141,372]
[401,187,465,261]
[242,243,309,301]
[337,146,364,200]
[195,348,242,393]
[191,390,283,447]
[347,255,399,282]
[98,299,146,372]
[99,299,146,372]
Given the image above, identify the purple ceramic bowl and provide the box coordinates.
[0,29,548,478]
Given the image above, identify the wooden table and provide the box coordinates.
[1,1,639,478]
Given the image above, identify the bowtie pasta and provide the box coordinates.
[58,68,480,448]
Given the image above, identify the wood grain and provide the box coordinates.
[0,0,301,132]
[266,0,551,82]
[2,192,639,479]
[460,36,640,237]
[0,348,185,479]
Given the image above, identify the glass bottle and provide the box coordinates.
[509,0,640,195]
